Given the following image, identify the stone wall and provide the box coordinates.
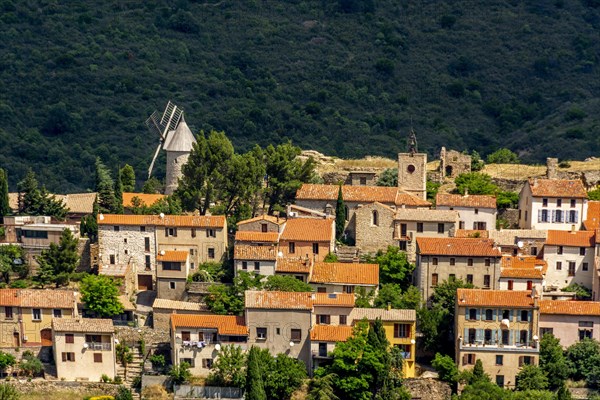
[354,203,396,253]
[439,147,471,180]
[403,378,451,400]
[10,380,121,397]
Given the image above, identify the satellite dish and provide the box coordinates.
[146,101,184,178]
[289,341,295,347]
[215,344,221,351]
[277,251,283,257]
[99,214,104,221]
[159,213,165,219]
[160,250,166,256]
[83,343,89,349]
[12,258,22,265]
[501,319,510,329]
[517,241,524,248]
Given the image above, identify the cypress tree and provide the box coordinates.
[120,164,136,192]
[95,158,117,214]
[0,169,9,222]
[114,168,124,214]
[335,185,345,240]
[245,346,267,400]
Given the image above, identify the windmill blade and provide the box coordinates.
[145,110,165,140]
[160,101,183,138]
[147,142,163,179]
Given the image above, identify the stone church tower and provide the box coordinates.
[163,116,196,195]
[398,129,427,200]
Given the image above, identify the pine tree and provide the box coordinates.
[245,346,267,400]
[0,169,10,222]
[114,168,124,214]
[36,228,80,287]
[95,158,117,213]
[17,169,42,214]
[335,185,345,240]
[120,164,136,192]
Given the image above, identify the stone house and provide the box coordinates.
[152,298,210,331]
[415,238,502,300]
[594,231,600,302]
[170,314,248,376]
[455,289,540,389]
[99,263,137,299]
[0,289,78,348]
[539,300,600,347]
[309,262,379,296]
[487,229,548,257]
[518,179,588,231]
[436,193,497,231]
[245,291,313,370]
[278,217,335,262]
[354,202,397,254]
[236,214,286,233]
[233,244,277,277]
[542,230,596,292]
[439,147,471,179]
[156,250,190,301]
[498,256,546,293]
[52,318,116,381]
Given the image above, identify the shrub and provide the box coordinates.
[169,362,192,385]
[149,354,166,369]
[113,376,123,384]
[100,374,112,383]
[558,161,571,168]
[115,386,133,400]
[487,148,520,164]
[0,383,19,400]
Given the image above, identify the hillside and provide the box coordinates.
[1,0,599,192]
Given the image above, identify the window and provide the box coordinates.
[557,199,562,207]
[468,309,477,320]
[312,243,319,254]
[206,229,216,238]
[519,330,528,345]
[344,206,349,221]
[181,331,191,341]
[202,359,213,369]
[208,248,215,259]
[540,328,553,336]
[540,209,549,222]
[416,223,423,233]
[485,258,491,267]
[468,328,476,344]
[400,223,407,237]
[4,307,12,319]
[496,375,504,387]
[431,273,438,287]
[466,274,473,284]
[484,329,493,344]
[166,227,177,237]
[463,353,476,365]
[162,262,181,271]
[432,257,438,266]
[507,280,514,291]
[113,226,120,232]
[189,248,195,256]
[570,198,576,208]
[94,353,103,363]
[502,330,509,345]
[484,275,491,288]
[468,258,474,267]
[61,352,75,362]
[140,226,146,232]
[169,282,176,290]
[568,262,576,276]
[399,241,407,251]
[372,210,379,226]
[254,262,260,271]
[343,285,354,294]
[474,208,479,215]
[317,287,327,293]
[110,255,116,265]
[531,246,538,256]
[318,342,328,357]
[394,324,410,338]
[437,223,445,234]
[580,247,586,256]
[579,329,593,340]
[521,310,530,322]
[53,309,62,318]
[256,327,267,339]
[276,328,280,335]
[449,258,455,266]
[291,329,302,342]
[65,334,74,344]
[449,274,456,281]
[123,238,128,244]
[496,355,503,365]
[554,210,563,223]
[124,249,129,255]
[527,281,533,290]
[318,315,331,325]
[339,315,347,325]
[519,356,533,366]
[556,261,562,270]
[583,262,589,271]
[182,358,195,367]
[144,237,150,252]
[360,177,367,185]
[568,210,579,223]
[242,261,247,270]
[542,198,548,207]
[525,210,528,221]
[502,310,510,319]
[32,309,41,321]
[485,309,493,321]
[191,228,196,238]
[289,242,295,254]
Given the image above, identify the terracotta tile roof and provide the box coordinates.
[0,289,22,306]
[395,208,458,222]
[501,256,543,269]
[233,245,277,261]
[416,237,501,257]
[118,295,136,311]
[237,214,286,226]
[9,192,97,214]
[170,314,248,336]
[349,308,416,322]
[295,184,431,207]
[276,258,312,274]
[122,192,165,208]
[310,325,353,342]
[14,289,77,309]
[500,268,543,279]
[528,179,587,198]
[157,251,188,262]
[245,291,313,310]
[52,318,114,333]
[584,201,600,230]
[539,300,600,316]
[456,289,536,308]
[280,218,334,242]
[436,193,497,209]
[98,214,226,228]
[454,230,490,238]
[313,293,355,307]
[99,264,130,277]
[152,298,208,311]
[235,231,279,243]
[310,262,379,286]
[488,229,548,246]
[546,230,595,247]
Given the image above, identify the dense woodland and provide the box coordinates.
[1,0,600,192]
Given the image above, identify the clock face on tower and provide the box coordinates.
[407,165,416,173]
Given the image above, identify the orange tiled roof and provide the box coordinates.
[457,289,535,308]
[98,214,226,228]
[529,179,587,198]
[501,256,541,269]
[245,291,313,310]
[0,290,22,306]
[539,300,600,316]
[0,289,77,309]
[123,192,165,208]
[171,314,248,336]
[310,325,353,342]
[280,218,334,242]
[237,214,286,226]
[436,193,497,209]
[313,293,355,307]
[295,184,431,207]
[234,245,277,261]
[276,258,312,274]
[584,201,600,230]
[157,251,188,262]
[546,230,595,247]
[235,231,279,243]
[454,230,490,238]
[349,308,416,322]
[310,262,379,286]
[53,318,114,333]
[8,192,97,214]
[416,237,501,257]
[500,268,543,279]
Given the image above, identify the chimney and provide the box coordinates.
[387,302,391,311]
[464,188,469,197]
[533,178,538,187]
[531,286,539,308]
[571,224,576,234]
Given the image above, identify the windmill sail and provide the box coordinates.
[146,101,183,178]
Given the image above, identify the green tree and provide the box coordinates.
[515,365,548,391]
[457,379,509,399]
[245,346,267,400]
[431,353,459,391]
[0,245,27,284]
[470,151,485,171]
[115,386,134,400]
[539,334,570,391]
[364,246,414,287]
[17,169,67,220]
[496,191,519,209]
[19,351,42,377]
[0,383,19,400]
[308,373,339,400]
[218,149,265,217]
[113,167,124,214]
[0,169,9,221]
[35,228,79,287]
[266,354,307,400]
[207,345,246,388]
[561,283,592,300]
[427,180,441,203]
[374,284,420,310]
[454,173,498,195]
[205,272,263,315]
[565,338,600,381]
[169,361,192,385]
[587,363,600,389]
[354,286,376,308]
[0,351,16,373]
[263,275,313,292]
[376,168,397,187]
[470,359,489,383]
[95,158,117,213]
[588,187,600,201]
[486,148,520,164]
[142,177,163,194]
[335,185,345,240]
[324,253,339,263]
[120,164,136,192]
[80,274,124,317]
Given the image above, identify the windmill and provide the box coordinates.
[145,101,184,179]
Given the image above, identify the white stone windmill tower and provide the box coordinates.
[145,101,197,195]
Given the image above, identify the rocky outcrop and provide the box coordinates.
[403,378,452,400]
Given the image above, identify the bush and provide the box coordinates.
[558,161,571,168]
[149,354,166,369]
[8,280,28,289]
[113,376,123,384]
[0,383,19,400]
[487,148,520,164]
[169,362,191,385]
[100,374,112,383]
[115,386,133,400]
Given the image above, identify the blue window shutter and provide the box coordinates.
[528,311,532,322]
[509,310,513,322]
[517,311,522,322]
[493,309,497,321]
[476,329,484,342]
[509,330,514,346]
[464,328,468,342]
[476,309,480,320]
[466,308,469,318]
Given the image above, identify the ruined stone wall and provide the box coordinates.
[403,378,452,400]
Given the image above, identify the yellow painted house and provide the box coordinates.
[349,308,417,378]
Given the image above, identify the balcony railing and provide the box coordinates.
[459,341,538,353]
[86,342,112,351]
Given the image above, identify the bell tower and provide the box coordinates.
[398,128,427,200]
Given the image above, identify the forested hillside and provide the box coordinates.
[1,0,599,192]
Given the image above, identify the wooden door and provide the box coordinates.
[138,275,153,291]
[40,328,52,346]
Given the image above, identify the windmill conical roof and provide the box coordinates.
[163,116,196,152]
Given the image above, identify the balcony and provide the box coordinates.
[85,342,112,351]
[459,341,539,353]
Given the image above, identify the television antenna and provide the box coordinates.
[145,101,184,178]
